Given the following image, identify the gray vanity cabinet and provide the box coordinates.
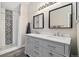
[25,35,71,57]
[25,36,42,57]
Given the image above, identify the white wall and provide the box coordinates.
[77,2,79,56]
[18,3,29,47]
[77,23,79,56]
[28,2,77,55]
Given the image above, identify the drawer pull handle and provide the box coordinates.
[34,51,39,55]
[49,53,54,56]
[48,45,56,49]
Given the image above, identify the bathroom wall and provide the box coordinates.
[18,3,29,47]
[77,22,79,56]
[28,2,77,55]
[77,2,79,56]
[0,2,1,45]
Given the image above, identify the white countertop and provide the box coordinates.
[24,34,71,45]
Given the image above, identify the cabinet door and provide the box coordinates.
[26,37,33,56]
[31,49,41,57]
[26,46,33,56]
[31,37,42,57]
[26,36,42,57]
[32,37,41,45]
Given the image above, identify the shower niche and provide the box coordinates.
[0,8,13,46]
[5,9,13,45]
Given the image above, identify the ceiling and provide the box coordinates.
[1,2,21,10]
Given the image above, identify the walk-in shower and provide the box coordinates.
[0,2,20,55]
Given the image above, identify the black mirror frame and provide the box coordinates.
[49,3,73,29]
[33,13,44,29]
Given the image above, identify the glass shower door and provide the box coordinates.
[0,2,20,53]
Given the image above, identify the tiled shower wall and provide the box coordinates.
[0,2,20,47]
[0,5,13,46]
[5,9,13,45]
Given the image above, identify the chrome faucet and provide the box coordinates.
[56,32,60,36]
[54,32,61,36]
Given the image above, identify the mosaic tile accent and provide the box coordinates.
[5,9,13,45]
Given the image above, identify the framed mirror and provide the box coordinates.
[33,13,44,29]
[49,3,72,29]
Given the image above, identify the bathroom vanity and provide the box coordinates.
[24,34,71,57]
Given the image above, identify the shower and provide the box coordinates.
[0,2,20,53]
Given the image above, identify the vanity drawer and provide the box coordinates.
[42,40,65,55]
[46,50,63,57]
[41,47,63,57]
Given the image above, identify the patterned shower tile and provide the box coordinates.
[5,9,13,45]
